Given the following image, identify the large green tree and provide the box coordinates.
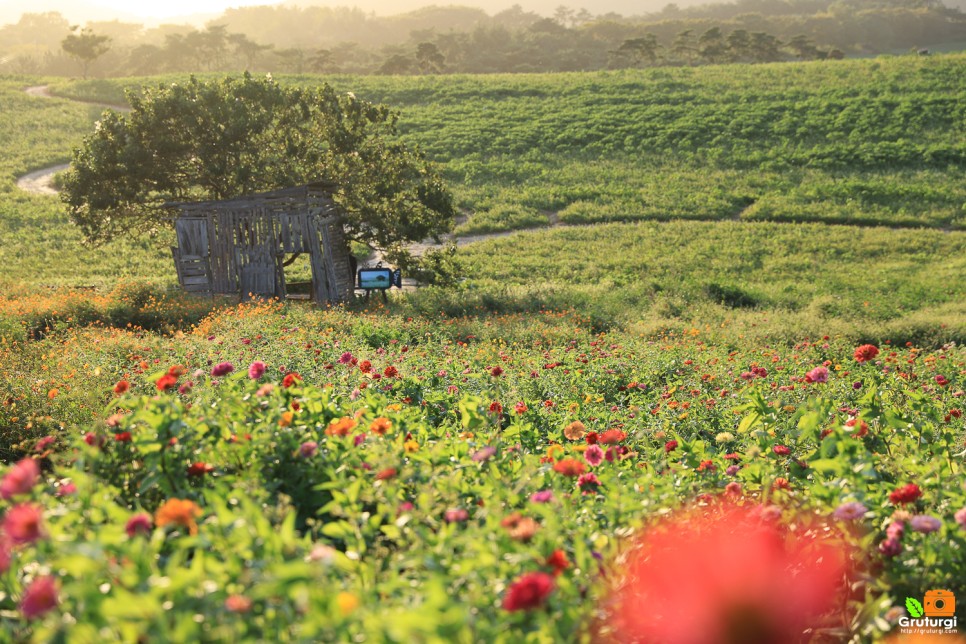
[62,74,455,269]
[61,26,111,79]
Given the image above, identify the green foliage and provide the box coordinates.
[61,73,455,271]
[0,307,963,640]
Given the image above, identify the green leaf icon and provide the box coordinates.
[906,597,924,618]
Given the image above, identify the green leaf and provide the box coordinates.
[906,597,924,618]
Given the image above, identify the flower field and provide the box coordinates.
[0,299,963,641]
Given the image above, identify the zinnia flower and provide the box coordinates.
[326,416,357,437]
[20,575,58,620]
[664,440,678,453]
[514,401,528,415]
[805,366,829,383]
[472,446,497,462]
[553,458,587,477]
[248,361,266,379]
[225,594,252,613]
[155,498,203,535]
[563,421,586,441]
[369,417,392,435]
[546,549,570,576]
[578,472,601,494]
[187,462,213,477]
[832,501,868,521]
[600,500,854,642]
[530,490,554,504]
[584,444,604,467]
[155,374,178,391]
[888,483,922,505]
[375,468,397,481]
[502,513,539,541]
[909,515,942,534]
[954,508,966,530]
[444,508,469,523]
[383,365,398,378]
[502,572,555,612]
[211,362,234,377]
[3,503,44,545]
[599,429,627,444]
[125,513,153,537]
[299,441,318,458]
[113,380,130,395]
[853,344,879,363]
[772,445,791,456]
[282,372,301,388]
[1,458,40,500]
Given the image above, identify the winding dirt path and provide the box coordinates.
[15,85,129,197]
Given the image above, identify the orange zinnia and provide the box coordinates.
[155,498,203,536]
[369,417,392,436]
[563,421,586,441]
[326,416,357,437]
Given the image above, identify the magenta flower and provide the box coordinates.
[248,361,267,379]
[20,575,58,620]
[125,513,153,537]
[909,515,942,534]
[444,508,469,523]
[338,352,355,365]
[805,366,828,383]
[584,444,604,467]
[299,441,318,458]
[4,503,44,545]
[577,472,601,494]
[530,490,554,504]
[832,501,868,521]
[211,362,234,377]
[1,458,40,500]
[955,508,966,530]
[472,446,497,462]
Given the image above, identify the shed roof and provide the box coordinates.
[166,181,340,213]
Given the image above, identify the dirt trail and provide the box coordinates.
[15,85,129,197]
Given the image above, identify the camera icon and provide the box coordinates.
[924,589,956,617]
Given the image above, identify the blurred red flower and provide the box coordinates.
[553,458,587,477]
[502,572,555,612]
[4,503,44,545]
[888,483,922,505]
[597,500,855,643]
[1,458,39,500]
[113,380,130,395]
[20,575,58,620]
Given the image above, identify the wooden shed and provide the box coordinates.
[169,182,355,303]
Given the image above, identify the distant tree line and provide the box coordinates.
[0,0,963,77]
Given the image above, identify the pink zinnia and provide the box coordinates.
[211,362,234,377]
[444,508,469,523]
[853,344,879,363]
[248,360,267,379]
[125,513,153,537]
[0,532,10,573]
[20,575,58,620]
[578,472,601,494]
[805,366,828,383]
[954,508,966,530]
[338,352,355,365]
[909,515,942,534]
[3,503,44,545]
[530,490,554,503]
[1,458,40,500]
[584,444,605,467]
[299,441,318,458]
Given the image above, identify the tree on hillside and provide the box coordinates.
[61,74,455,271]
[61,26,111,79]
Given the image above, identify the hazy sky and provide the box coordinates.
[92,0,275,19]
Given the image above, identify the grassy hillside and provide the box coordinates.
[50,53,966,233]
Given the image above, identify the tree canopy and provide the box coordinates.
[62,74,455,269]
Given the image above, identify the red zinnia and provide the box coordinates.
[773,445,791,456]
[664,440,678,453]
[282,373,301,388]
[375,468,397,481]
[359,360,372,373]
[553,458,587,477]
[488,401,503,415]
[502,572,555,612]
[113,380,130,395]
[125,513,153,537]
[155,374,178,392]
[600,500,855,642]
[853,344,879,363]
[599,429,627,444]
[888,483,922,505]
[546,549,570,576]
[187,462,213,477]
[384,365,399,378]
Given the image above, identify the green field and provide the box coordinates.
[1,55,965,641]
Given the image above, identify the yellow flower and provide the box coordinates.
[279,411,294,427]
[546,444,564,459]
[404,440,419,453]
[336,592,359,616]
[563,420,586,441]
